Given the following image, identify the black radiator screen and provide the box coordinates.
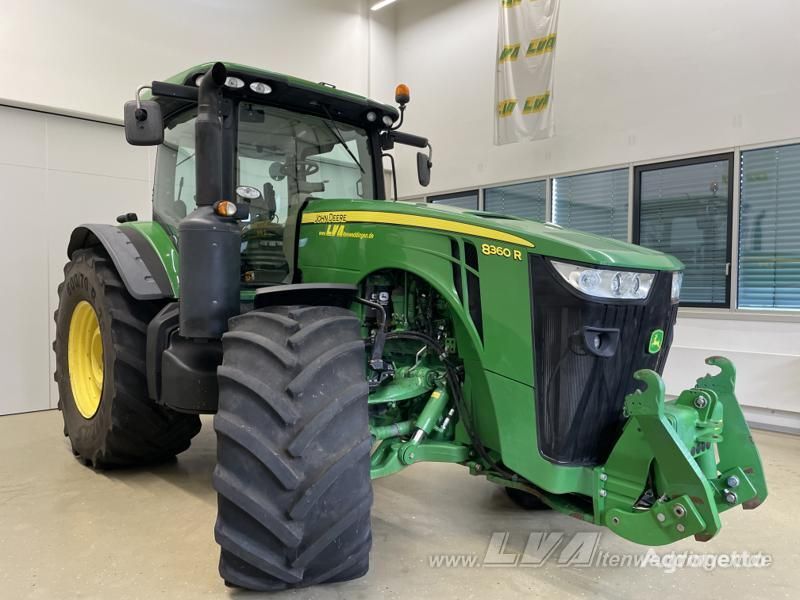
[529,256,677,466]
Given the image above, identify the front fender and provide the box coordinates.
[67,222,177,300]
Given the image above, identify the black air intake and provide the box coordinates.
[529,256,677,466]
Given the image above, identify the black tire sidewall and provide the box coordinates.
[55,253,116,459]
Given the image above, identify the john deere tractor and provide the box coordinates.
[54,62,767,591]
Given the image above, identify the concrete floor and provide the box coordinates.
[0,411,796,599]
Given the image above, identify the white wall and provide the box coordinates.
[0,1,394,415]
[0,106,151,415]
[368,2,399,105]
[0,0,382,121]
[393,0,800,429]
[393,0,800,195]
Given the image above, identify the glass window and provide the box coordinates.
[552,169,629,240]
[739,144,800,310]
[236,102,374,284]
[484,180,546,220]
[154,103,375,286]
[429,190,479,210]
[634,155,732,307]
[153,109,198,231]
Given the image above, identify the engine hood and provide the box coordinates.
[303,199,684,272]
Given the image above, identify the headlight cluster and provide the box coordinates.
[551,260,655,300]
[671,271,683,304]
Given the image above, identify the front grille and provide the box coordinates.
[530,256,677,466]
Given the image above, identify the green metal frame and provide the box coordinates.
[596,357,766,544]
[116,192,767,548]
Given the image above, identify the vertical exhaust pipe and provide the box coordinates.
[178,62,241,339]
[194,62,226,208]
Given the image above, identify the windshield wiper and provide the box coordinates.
[321,105,364,174]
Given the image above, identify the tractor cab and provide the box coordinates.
[127,62,431,287]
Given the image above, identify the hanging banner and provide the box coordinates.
[494,0,560,145]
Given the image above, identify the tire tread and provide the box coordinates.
[214,305,371,591]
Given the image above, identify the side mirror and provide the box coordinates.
[124,99,163,146]
[416,150,432,187]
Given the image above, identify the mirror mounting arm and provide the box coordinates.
[379,131,433,189]
[134,85,151,109]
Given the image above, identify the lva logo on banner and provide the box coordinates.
[495,0,560,145]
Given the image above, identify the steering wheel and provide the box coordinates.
[269,160,319,181]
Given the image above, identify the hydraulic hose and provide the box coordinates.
[383,331,513,478]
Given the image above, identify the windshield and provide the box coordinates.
[236,103,375,285]
[237,102,374,221]
[153,102,376,286]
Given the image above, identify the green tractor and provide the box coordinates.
[54,62,767,590]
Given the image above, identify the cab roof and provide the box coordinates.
[153,61,400,128]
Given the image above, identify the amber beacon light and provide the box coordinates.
[395,83,410,106]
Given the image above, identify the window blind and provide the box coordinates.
[739,144,800,310]
[429,190,479,210]
[484,180,546,221]
[552,169,629,241]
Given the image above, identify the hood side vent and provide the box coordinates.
[450,239,464,305]
[464,241,484,342]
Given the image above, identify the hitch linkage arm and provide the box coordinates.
[596,357,767,546]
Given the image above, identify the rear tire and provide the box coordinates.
[213,306,372,591]
[54,247,201,468]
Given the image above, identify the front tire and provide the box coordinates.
[213,306,372,591]
[54,247,201,467]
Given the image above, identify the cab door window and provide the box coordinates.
[153,109,198,233]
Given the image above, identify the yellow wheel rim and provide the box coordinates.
[68,301,104,419]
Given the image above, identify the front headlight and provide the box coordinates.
[551,260,655,300]
[671,272,683,304]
